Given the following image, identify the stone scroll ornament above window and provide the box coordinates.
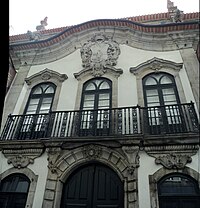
[80,34,121,77]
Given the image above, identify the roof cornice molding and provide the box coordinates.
[10,19,199,50]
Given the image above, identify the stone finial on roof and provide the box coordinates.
[167,0,184,23]
[167,0,177,12]
[36,17,48,31]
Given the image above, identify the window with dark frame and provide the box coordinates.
[142,72,185,134]
[79,78,112,136]
[0,174,30,208]
[158,173,200,208]
[16,82,56,139]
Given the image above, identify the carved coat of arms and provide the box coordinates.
[80,34,121,77]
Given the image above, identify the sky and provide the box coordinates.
[9,0,199,35]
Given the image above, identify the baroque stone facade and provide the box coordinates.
[1,2,199,208]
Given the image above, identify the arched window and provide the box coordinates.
[25,82,56,115]
[0,174,30,208]
[79,78,112,136]
[158,174,200,208]
[142,72,184,134]
[17,82,56,139]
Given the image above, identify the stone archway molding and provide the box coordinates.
[42,143,140,208]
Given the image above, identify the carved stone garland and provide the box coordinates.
[80,34,121,77]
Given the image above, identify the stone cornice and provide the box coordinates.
[10,19,199,50]
[9,23,199,66]
[145,144,199,153]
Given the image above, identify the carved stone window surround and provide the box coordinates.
[129,57,186,107]
[19,68,68,114]
[0,167,38,208]
[149,166,200,208]
[74,72,121,111]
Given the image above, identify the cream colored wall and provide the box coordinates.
[12,45,197,114]
[0,151,49,208]
[0,151,12,173]
[30,152,49,208]
[138,149,200,208]
[187,150,200,172]
[138,151,161,208]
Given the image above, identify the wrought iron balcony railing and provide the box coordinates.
[0,102,199,140]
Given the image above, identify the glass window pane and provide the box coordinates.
[162,88,175,95]
[0,175,29,193]
[84,94,95,101]
[42,97,53,104]
[99,81,110,89]
[146,89,159,96]
[41,84,50,91]
[29,98,40,105]
[27,105,38,113]
[85,83,96,90]
[16,181,29,193]
[32,87,42,94]
[145,77,157,85]
[98,100,109,108]
[160,75,173,84]
[40,103,51,111]
[147,95,159,103]
[83,100,95,108]
[93,80,102,88]
[45,86,55,94]
[159,176,198,195]
[99,94,109,99]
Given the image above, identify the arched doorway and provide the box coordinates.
[61,163,124,208]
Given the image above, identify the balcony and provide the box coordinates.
[0,102,199,141]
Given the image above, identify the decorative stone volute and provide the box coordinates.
[3,149,43,169]
[145,144,199,169]
[80,34,121,77]
[155,153,192,169]
[46,147,62,174]
[122,146,140,174]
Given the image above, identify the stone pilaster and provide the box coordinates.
[1,63,32,130]
[180,48,199,111]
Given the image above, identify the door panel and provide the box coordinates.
[61,164,123,208]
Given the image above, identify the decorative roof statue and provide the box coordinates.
[167,0,183,23]
[36,17,48,31]
[167,0,177,12]
[27,30,41,41]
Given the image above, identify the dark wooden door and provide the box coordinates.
[61,164,124,208]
